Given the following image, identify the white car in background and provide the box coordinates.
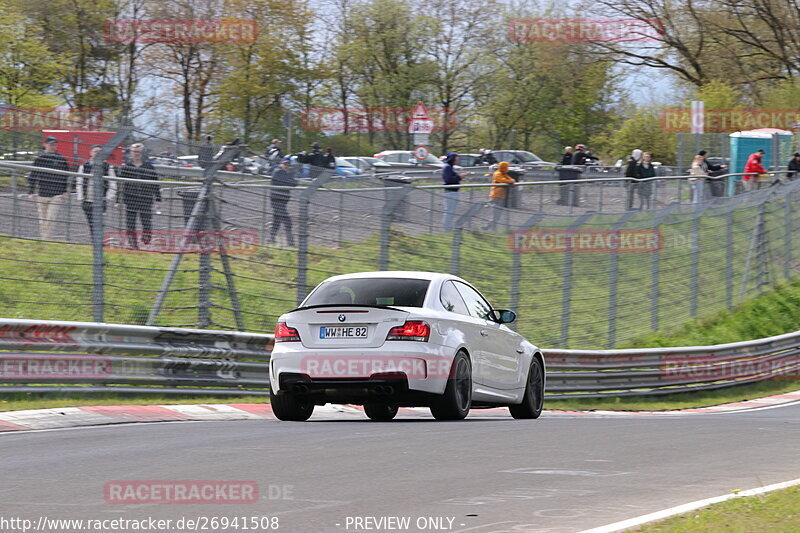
[270,271,545,421]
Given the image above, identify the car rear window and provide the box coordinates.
[303,278,430,307]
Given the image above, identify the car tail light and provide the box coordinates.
[275,322,301,342]
[386,321,430,342]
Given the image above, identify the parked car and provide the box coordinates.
[270,270,545,422]
[440,153,482,167]
[374,150,444,169]
[288,156,363,178]
[492,150,556,169]
[341,156,393,172]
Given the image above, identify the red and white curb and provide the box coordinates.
[0,389,798,433]
[578,476,800,533]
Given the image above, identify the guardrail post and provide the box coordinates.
[379,182,413,271]
[512,215,543,332]
[198,184,212,328]
[690,205,701,317]
[726,207,734,309]
[450,228,462,276]
[785,195,792,281]
[11,170,18,238]
[608,211,636,348]
[296,171,333,305]
[560,213,594,347]
[92,127,132,322]
[149,144,240,325]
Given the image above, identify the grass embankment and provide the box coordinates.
[631,485,800,532]
[547,277,800,411]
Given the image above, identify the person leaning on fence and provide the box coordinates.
[743,149,768,191]
[269,157,298,247]
[442,152,466,232]
[625,149,642,210]
[689,154,708,203]
[635,152,656,210]
[560,146,573,165]
[27,136,71,241]
[483,161,515,231]
[787,152,800,181]
[698,150,727,197]
[119,143,161,249]
[265,138,282,173]
[76,144,118,238]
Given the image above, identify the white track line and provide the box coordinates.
[578,477,800,533]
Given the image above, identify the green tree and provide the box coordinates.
[594,107,677,165]
[0,7,65,107]
[339,0,437,149]
[213,0,319,145]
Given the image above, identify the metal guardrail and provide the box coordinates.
[0,319,272,395]
[1,318,798,400]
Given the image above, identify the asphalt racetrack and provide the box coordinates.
[2,402,799,533]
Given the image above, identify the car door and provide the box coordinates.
[454,282,523,390]
[439,280,489,385]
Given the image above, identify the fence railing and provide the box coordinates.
[1,318,798,400]
[1,146,798,349]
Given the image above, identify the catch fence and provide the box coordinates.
[0,141,797,349]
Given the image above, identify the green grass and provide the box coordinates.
[547,379,799,411]
[0,393,267,412]
[632,485,800,532]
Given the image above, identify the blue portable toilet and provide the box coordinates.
[729,128,794,194]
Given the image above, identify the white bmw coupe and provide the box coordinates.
[270,271,545,421]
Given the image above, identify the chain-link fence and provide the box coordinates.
[0,135,797,348]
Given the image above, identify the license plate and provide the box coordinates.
[319,326,368,339]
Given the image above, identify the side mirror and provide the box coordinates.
[494,309,516,324]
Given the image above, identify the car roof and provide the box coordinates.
[320,271,465,283]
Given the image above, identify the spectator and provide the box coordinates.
[560,146,573,165]
[442,152,466,231]
[698,150,727,197]
[76,144,118,238]
[743,149,767,191]
[571,144,598,165]
[689,154,707,203]
[479,149,497,165]
[298,142,326,179]
[265,138,282,173]
[323,147,336,171]
[787,152,800,181]
[625,149,642,210]
[27,136,70,241]
[198,135,214,169]
[635,152,656,210]
[484,161,516,231]
[269,157,298,246]
[120,143,161,249]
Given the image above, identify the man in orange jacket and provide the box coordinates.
[484,161,516,231]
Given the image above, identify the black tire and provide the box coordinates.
[509,357,544,419]
[364,403,399,421]
[430,351,472,420]
[270,388,314,421]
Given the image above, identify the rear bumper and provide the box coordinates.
[276,372,441,406]
[270,346,454,398]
